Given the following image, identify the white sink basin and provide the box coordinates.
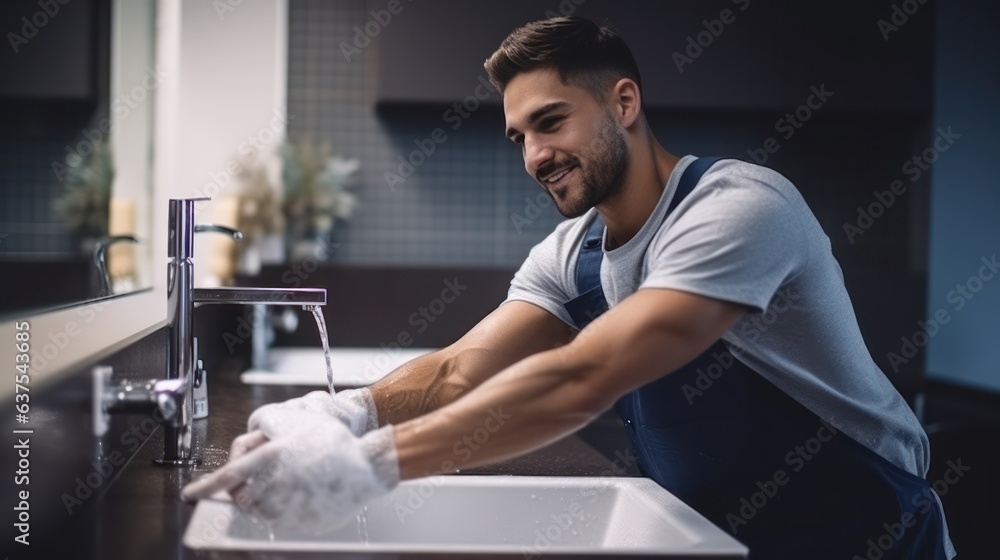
[184,475,747,556]
[240,347,436,386]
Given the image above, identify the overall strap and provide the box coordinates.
[563,157,725,329]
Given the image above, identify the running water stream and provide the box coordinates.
[303,305,335,395]
[356,505,369,543]
[303,304,369,539]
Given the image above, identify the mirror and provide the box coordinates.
[0,0,156,319]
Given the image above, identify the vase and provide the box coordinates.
[257,233,285,264]
[238,244,262,276]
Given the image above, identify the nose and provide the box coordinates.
[523,134,554,179]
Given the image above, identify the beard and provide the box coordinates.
[539,113,629,219]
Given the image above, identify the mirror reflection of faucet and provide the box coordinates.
[92,198,327,467]
[93,235,139,296]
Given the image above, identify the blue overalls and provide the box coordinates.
[563,157,949,559]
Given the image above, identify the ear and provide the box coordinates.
[609,78,642,128]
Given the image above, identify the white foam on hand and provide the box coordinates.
[182,410,399,535]
[247,388,379,437]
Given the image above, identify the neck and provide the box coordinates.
[598,129,679,250]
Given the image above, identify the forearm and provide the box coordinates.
[392,347,609,479]
[369,345,536,426]
[368,350,469,426]
[390,289,749,480]
[370,305,577,426]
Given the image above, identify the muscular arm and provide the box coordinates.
[369,301,577,426]
[392,288,749,479]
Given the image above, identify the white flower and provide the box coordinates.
[324,156,361,183]
[333,192,358,219]
[314,214,334,233]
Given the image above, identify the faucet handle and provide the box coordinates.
[91,366,188,436]
[152,378,187,426]
[195,224,243,240]
[93,235,139,296]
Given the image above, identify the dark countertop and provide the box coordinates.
[54,361,632,559]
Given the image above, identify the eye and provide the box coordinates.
[538,115,564,131]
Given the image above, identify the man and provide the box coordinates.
[184,17,954,559]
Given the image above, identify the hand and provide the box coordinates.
[182,409,399,534]
[247,388,378,437]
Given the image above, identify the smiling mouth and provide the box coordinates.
[542,165,577,186]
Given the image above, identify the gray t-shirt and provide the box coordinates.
[505,155,954,556]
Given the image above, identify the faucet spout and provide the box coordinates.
[157,198,328,467]
[192,287,327,306]
[194,224,243,240]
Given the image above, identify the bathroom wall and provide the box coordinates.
[925,1,1000,393]
[170,0,289,286]
[283,0,935,399]
[285,0,557,266]
[285,0,932,272]
[0,0,108,255]
[0,1,290,549]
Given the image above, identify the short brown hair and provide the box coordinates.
[484,16,643,104]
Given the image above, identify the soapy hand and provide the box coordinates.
[182,409,399,534]
[247,387,379,437]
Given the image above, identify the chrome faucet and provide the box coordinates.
[93,234,139,296]
[93,197,326,466]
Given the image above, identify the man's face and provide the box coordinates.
[503,68,628,218]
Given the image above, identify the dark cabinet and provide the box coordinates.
[375,0,933,113]
[0,0,98,101]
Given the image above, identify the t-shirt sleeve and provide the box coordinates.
[504,231,578,329]
[640,175,810,312]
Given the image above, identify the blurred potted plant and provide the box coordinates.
[53,139,113,252]
[281,138,359,261]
